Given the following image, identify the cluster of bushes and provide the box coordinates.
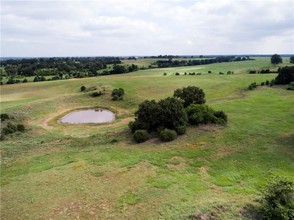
[248,80,275,90]
[80,85,106,97]
[129,86,227,143]
[155,56,250,68]
[219,71,234,75]
[249,69,277,74]
[247,66,294,91]
[0,114,25,140]
[111,88,125,101]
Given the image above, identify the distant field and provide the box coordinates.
[1,57,293,219]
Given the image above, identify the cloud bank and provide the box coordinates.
[1,0,294,57]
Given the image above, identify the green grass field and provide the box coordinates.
[1,57,293,219]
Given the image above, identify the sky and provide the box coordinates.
[1,0,294,57]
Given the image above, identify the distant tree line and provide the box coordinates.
[1,57,140,85]
[155,56,251,68]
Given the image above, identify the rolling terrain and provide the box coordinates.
[1,57,294,219]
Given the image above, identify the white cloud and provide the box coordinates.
[1,0,293,57]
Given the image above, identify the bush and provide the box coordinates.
[17,124,25,132]
[186,104,216,125]
[175,72,180,75]
[159,129,177,142]
[175,125,186,135]
[91,91,102,97]
[287,82,294,90]
[80,86,86,92]
[249,70,257,74]
[163,72,167,76]
[0,113,9,121]
[259,179,293,220]
[112,88,125,100]
[213,111,228,125]
[23,78,28,83]
[128,120,148,133]
[173,86,206,107]
[133,130,150,143]
[219,72,224,75]
[208,70,212,74]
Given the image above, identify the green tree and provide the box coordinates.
[271,54,283,64]
[275,66,294,84]
[290,56,294,64]
[173,86,206,107]
[111,88,125,100]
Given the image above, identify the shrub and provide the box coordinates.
[91,91,102,97]
[80,86,86,92]
[23,78,28,83]
[259,179,293,220]
[175,125,186,135]
[0,113,9,121]
[287,82,294,90]
[163,72,167,76]
[112,88,125,100]
[186,104,216,125]
[208,70,212,74]
[266,80,270,86]
[175,72,180,75]
[133,130,150,143]
[17,124,25,132]
[261,82,265,86]
[173,86,206,107]
[159,129,177,142]
[128,120,148,133]
[213,111,227,125]
[219,72,224,75]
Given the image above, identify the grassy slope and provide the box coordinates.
[1,57,294,219]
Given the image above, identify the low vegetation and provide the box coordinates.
[1,57,293,219]
[130,86,227,143]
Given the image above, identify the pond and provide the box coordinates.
[59,109,115,124]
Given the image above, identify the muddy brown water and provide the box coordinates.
[59,109,115,124]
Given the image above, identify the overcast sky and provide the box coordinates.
[1,0,294,57]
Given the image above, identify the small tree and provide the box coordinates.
[271,54,283,64]
[275,66,294,85]
[173,86,205,107]
[112,88,125,100]
[290,56,294,64]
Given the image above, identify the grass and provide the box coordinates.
[1,57,294,219]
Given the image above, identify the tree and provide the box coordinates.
[290,56,294,64]
[271,54,282,64]
[275,66,294,84]
[157,97,188,130]
[111,88,125,100]
[173,86,205,107]
[129,97,188,134]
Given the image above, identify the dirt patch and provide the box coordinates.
[198,166,209,178]
[215,147,235,159]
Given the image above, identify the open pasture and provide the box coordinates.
[1,58,293,219]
